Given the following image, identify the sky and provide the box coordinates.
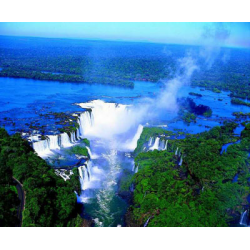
[0,22,249,48]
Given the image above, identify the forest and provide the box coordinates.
[125,122,250,226]
[0,128,83,227]
[0,36,249,99]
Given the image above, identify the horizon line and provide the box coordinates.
[0,34,249,50]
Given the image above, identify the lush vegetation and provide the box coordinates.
[182,111,197,124]
[134,127,174,155]
[231,98,250,107]
[0,141,20,227]
[233,112,250,119]
[1,36,250,98]
[126,122,250,226]
[0,128,82,227]
[67,145,89,157]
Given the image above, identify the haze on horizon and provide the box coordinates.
[0,22,249,49]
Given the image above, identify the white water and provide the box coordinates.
[86,146,99,159]
[159,139,165,150]
[78,161,93,191]
[240,210,248,226]
[32,100,144,226]
[60,132,72,148]
[33,131,74,156]
[179,157,183,166]
[148,137,154,147]
[175,147,179,156]
[164,140,168,150]
[33,138,51,156]
[77,100,143,142]
[48,135,60,150]
[150,137,160,151]
[123,124,143,151]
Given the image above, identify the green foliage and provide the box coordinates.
[67,145,89,157]
[212,88,221,93]
[231,98,250,107]
[203,109,212,117]
[233,112,250,119]
[182,111,197,123]
[0,128,79,227]
[134,127,173,155]
[241,123,250,138]
[1,36,249,98]
[82,138,90,147]
[0,185,20,226]
[127,123,250,227]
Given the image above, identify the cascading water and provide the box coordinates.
[148,137,153,147]
[31,100,144,226]
[179,157,183,166]
[86,146,99,159]
[175,147,179,156]
[149,137,160,151]
[159,139,166,150]
[239,210,249,226]
[164,140,168,150]
[135,165,139,173]
[33,138,51,156]
[75,100,144,226]
[48,135,60,150]
[32,131,76,156]
[60,132,72,147]
[70,131,76,143]
[78,161,92,191]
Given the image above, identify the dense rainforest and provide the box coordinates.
[0,36,249,99]
[125,122,250,226]
[0,128,83,227]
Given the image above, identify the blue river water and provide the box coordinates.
[1,77,250,135]
[1,76,250,227]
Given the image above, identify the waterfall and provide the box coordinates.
[149,137,160,151]
[159,139,166,150]
[77,100,138,140]
[86,146,98,159]
[85,160,92,180]
[78,161,92,191]
[48,135,60,150]
[32,132,72,156]
[148,137,153,147]
[124,124,143,151]
[78,165,85,190]
[60,132,72,148]
[240,210,248,226]
[33,138,51,156]
[135,165,139,173]
[175,147,179,156]
[132,163,135,172]
[178,149,181,157]
[76,127,80,140]
[164,140,168,151]
[70,131,76,143]
[144,216,152,227]
[86,146,92,158]
[78,111,93,137]
[179,157,183,166]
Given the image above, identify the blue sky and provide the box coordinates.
[0,22,249,48]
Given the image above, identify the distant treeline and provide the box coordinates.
[0,36,249,97]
